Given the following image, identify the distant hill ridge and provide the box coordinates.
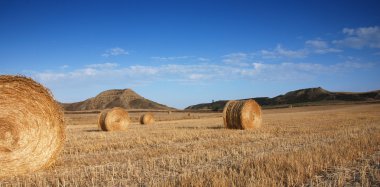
[185,87,380,110]
[62,89,173,111]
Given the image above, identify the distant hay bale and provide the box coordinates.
[98,107,130,131]
[167,110,172,115]
[139,113,155,125]
[223,100,262,130]
[0,75,65,177]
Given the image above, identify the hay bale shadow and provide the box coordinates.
[206,126,224,129]
[84,129,102,132]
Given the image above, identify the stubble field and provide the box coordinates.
[0,104,379,186]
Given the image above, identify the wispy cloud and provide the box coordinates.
[30,26,380,88]
[151,56,191,61]
[188,73,211,80]
[305,39,342,54]
[306,39,328,48]
[197,57,210,62]
[31,60,374,84]
[60,65,69,69]
[239,61,375,81]
[102,47,129,57]
[259,44,308,58]
[86,62,118,68]
[255,26,380,58]
[222,52,250,66]
[333,26,380,49]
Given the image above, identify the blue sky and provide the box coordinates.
[1,0,380,109]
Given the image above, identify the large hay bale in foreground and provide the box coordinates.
[139,113,155,125]
[98,107,130,131]
[0,75,65,177]
[223,100,262,129]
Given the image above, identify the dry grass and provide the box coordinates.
[0,104,379,186]
[0,75,65,177]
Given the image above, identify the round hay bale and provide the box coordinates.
[98,110,109,131]
[139,113,155,125]
[0,75,65,177]
[222,100,262,130]
[98,107,130,131]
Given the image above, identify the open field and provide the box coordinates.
[1,104,379,186]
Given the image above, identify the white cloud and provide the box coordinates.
[36,68,99,81]
[86,62,118,69]
[197,57,210,62]
[151,56,191,61]
[333,26,380,48]
[305,39,328,48]
[35,72,66,81]
[60,65,69,69]
[188,74,209,80]
[32,63,223,83]
[332,61,374,69]
[313,48,342,54]
[32,63,119,82]
[31,60,374,84]
[81,68,97,76]
[255,26,380,58]
[222,52,250,66]
[128,65,159,75]
[305,39,342,54]
[150,56,212,64]
[236,61,375,81]
[342,28,355,35]
[102,47,129,57]
[259,44,308,58]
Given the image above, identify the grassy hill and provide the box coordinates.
[61,89,174,111]
[185,87,380,110]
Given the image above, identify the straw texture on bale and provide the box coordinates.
[223,100,262,130]
[0,75,65,177]
[98,107,130,131]
[98,110,108,131]
[139,113,155,125]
